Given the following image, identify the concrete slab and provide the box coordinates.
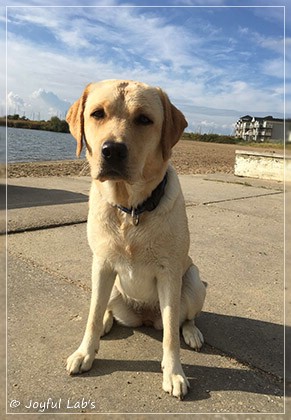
[179,175,284,207]
[7,255,283,414]
[199,173,285,190]
[6,202,88,234]
[8,224,92,289]
[6,173,285,233]
[187,204,284,377]
[6,173,287,415]
[8,194,284,379]
[6,177,90,233]
[207,192,284,220]
[7,176,91,199]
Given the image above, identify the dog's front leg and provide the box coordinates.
[66,255,116,374]
[157,270,190,399]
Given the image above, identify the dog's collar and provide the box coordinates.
[115,172,168,226]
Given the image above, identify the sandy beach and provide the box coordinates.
[6,140,284,178]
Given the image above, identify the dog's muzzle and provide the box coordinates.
[98,140,129,181]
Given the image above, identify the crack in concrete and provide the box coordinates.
[6,220,87,235]
[186,191,283,208]
[202,191,283,205]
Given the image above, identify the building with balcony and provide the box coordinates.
[235,115,291,142]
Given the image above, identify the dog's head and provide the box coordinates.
[66,80,187,183]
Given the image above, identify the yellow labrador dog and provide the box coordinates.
[66,80,206,399]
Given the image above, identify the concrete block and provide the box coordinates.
[234,150,290,182]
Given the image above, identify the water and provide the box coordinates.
[0,126,86,163]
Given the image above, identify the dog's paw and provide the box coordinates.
[66,350,95,375]
[162,370,190,399]
[182,320,204,351]
[162,363,190,399]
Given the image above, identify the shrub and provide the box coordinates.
[182,132,242,144]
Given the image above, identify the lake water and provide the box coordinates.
[0,126,86,163]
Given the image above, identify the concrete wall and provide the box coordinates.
[234,150,291,182]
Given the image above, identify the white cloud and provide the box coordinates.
[7,6,202,72]
[6,89,70,119]
[238,25,284,56]
[5,28,286,125]
[3,4,288,130]
[261,58,284,79]
[7,91,26,114]
[252,3,286,24]
[194,119,234,132]
[31,89,70,113]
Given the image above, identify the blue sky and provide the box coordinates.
[1,0,290,134]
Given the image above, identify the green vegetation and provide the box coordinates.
[0,114,70,133]
[182,132,284,148]
[182,132,242,144]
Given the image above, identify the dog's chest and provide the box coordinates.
[112,224,161,302]
[114,226,157,269]
[88,207,166,302]
[116,261,158,302]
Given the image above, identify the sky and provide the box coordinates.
[1,0,290,135]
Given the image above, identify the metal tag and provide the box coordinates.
[131,209,140,226]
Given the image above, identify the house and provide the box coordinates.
[235,115,291,142]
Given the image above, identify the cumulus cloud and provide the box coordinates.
[6,89,71,120]
[31,89,71,116]
[7,92,26,115]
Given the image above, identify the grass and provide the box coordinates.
[182,132,286,149]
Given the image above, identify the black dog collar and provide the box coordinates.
[116,172,168,226]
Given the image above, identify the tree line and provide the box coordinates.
[0,114,70,133]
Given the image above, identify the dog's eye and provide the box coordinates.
[135,114,153,126]
[91,109,105,120]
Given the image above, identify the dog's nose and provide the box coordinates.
[101,141,128,162]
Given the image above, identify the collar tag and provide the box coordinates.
[131,209,140,226]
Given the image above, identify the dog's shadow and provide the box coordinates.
[81,311,285,401]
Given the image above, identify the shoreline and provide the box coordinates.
[6,159,90,178]
[6,157,233,178]
[5,140,286,178]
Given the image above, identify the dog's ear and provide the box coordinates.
[158,89,188,161]
[66,83,92,157]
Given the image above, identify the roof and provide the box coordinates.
[240,115,252,121]
[237,115,291,123]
